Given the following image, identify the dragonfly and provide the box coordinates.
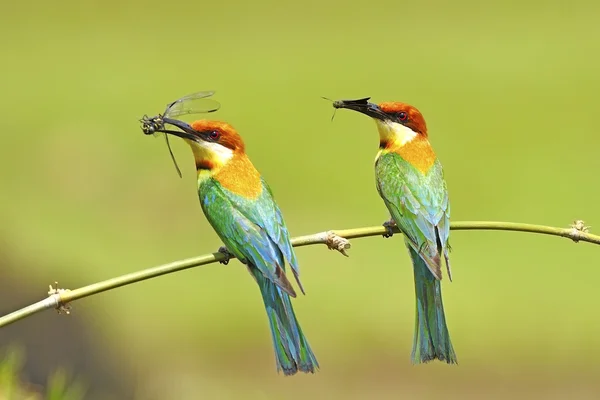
[140,91,221,177]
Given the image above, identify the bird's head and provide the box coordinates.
[333,97,427,148]
[158,118,245,171]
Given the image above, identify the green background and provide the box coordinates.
[1,0,599,398]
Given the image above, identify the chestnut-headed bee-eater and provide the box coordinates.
[333,97,457,364]
[153,117,319,375]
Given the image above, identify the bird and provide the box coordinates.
[153,117,319,375]
[332,97,457,364]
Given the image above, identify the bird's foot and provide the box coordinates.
[218,246,233,265]
[382,219,397,238]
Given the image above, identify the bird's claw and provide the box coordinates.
[218,246,232,265]
[382,219,397,238]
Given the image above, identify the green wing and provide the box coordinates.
[198,177,302,296]
[375,151,451,280]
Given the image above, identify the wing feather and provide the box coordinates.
[199,178,303,295]
[375,152,451,280]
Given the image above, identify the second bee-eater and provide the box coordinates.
[333,98,457,364]
[154,118,319,375]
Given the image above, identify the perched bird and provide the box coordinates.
[153,117,319,375]
[333,97,457,364]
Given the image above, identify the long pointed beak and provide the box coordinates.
[333,97,388,120]
[156,117,199,141]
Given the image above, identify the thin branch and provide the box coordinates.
[0,220,597,329]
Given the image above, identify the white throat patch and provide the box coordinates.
[376,120,418,146]
[204,141,234,162]
[191,140,234,165]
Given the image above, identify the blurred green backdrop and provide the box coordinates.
[1,0,599,398]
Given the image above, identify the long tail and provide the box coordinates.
[408,246,457,364]
[252,268,319,375]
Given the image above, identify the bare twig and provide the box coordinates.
[0,220,597,329]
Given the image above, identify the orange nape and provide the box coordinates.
[378,102,428,136]
[190,120,246,152]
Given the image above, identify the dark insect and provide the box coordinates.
[140,91,221,177]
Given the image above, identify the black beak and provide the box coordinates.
[156,117,200,141]
[332,97,388,120]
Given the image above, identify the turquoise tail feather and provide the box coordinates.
[408,246,457,364]
[252,267,319,375]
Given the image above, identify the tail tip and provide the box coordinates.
[412,353,458,365]
[280,362,319,376]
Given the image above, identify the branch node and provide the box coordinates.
[48,281,72,315]
[569,220,590,243]
[325,231,351,257]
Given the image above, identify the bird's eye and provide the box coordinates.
[208,130,220,140]
[398,112,408,121]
